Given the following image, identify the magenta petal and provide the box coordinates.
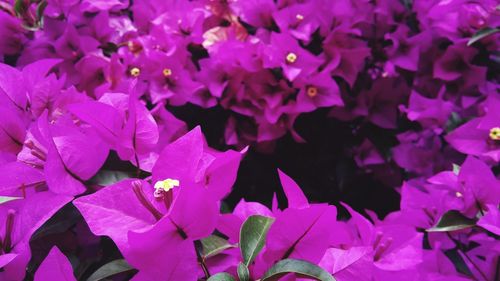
[73,179,157,255]
[477,205,500,235]
[320,247,372,281]
[374,233,423,271]
[264,205,337,264]
[127,226,199,281]
[0,162,44,196]
[0,254,18,268]
[0,63,26,109]
[117,98,159,163]
[206,149,244,200]
[278,169,309,209]
[459,156,500,206]
[22,59,61,87]
[152,126,204,185]
[68,101,123,145]
[34,247,75,281]
[44,145,86,196]
[0,192,72,280]
[446,119,491,158]
[169,185,218,239]
[49,124,108,180]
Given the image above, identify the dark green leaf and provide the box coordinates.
[445,112,464,133]
[207,273,236,281]
[237,262,250,281]
[201,235,235,259]
[239,215,275,266]
[14,0,25,16]
[427,210,476,232]
[262,259,335,281]
[31,204,80,241]
[399,0,412,10]
[87,259,134,281]
[88,170,132,186]
[467,27,500,46]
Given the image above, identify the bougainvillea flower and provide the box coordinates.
[426,156,500,217]
[0,62,27,110]
[400,89,454,133]
[263,32,323,82]
[80,0,128,13]
[477,204,500,235]
[40,113,108,196]
[384,26,429,73]
[331,78,409,129]
[261,204,337,266]
[278,169,309,209]
[272,1,320,42]
[152,126,244,202]
[125,185,218,280]
[322,26,370,86]
[446,96,500,162]
[433,43,486,88]
[0,161,44,196]
[73,179,158,256]
[0,10,25,56]
[116,94,160,170]
[416,0,499,41]
[292,71,343,113]
[0,192,72,280]
[230,0,277,28]
[319,246,373,281]
[392,129,447,176]
[34,247,75,281]
[339,204,424,275]
[454,156,500,214]
[141,50,204,105]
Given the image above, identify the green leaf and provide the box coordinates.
[86,259,134,281]
[445,112,463,133]
[201,235,236,259]
[261,259,335,281]
[0,196,22,204]
[207,273,236,281]
[467,27,500,46]
[237,262,250,281]
[31,204,80,241]
[88,170,132,186]
[239,215,275,266]
[14,0,25,16]
[427,210,476,232]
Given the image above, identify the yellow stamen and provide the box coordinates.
[153,178,180,198]
[489,127,500,141]
[130,67,140,77]
[296,14,304,21]
[286,52,297,64]
[162,68,173,77]
[306,86,318,98]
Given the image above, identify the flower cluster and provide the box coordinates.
[0,0,498,280]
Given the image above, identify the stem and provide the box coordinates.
[194,240,210,279]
